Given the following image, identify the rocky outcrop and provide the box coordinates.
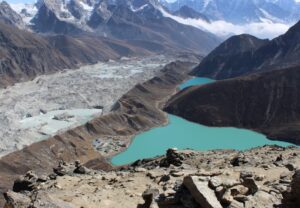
[166,66,300,145]
[192,21,300,79]
[3,146,300,208]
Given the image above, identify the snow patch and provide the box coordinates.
[79,1,93,11]
[9,3,38,24]
[131,4,149,12]
[259,9,282,23]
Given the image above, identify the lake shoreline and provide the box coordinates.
[112,77,296,165]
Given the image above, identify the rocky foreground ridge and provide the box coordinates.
[3,146,300,208]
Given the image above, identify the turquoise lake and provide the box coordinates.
[111,77,294,165]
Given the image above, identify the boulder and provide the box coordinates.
[3,191,31,208]
[183,176,222,208]
[245,191,279,208]
[74,166,87,174]
[228,200,244,208]
[209,177,222,189]
[12,171,38,192]
[53,166,67,176]
[138,188,159,208]
[242,178,258,195]
[160,148,184,167]
[230,154,248,166]
[221,189,234,205]
[158,175,171,184]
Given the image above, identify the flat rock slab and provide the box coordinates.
[183,175,223,208]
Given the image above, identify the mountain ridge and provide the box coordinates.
[192,20,300,79]
[7,0,220,55]
[0,20,154,87]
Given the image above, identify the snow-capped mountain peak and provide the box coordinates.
[163,0,300,24]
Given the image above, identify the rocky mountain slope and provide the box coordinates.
[0,1,24,28]
[0,21,72,87]
[9,0,220,55]
[192,20,300,79]
[0,61,193,206]
[166,66,300,145]
[163,0,300,24]
[0,20,153,87]
[3,146,300,208]
[172,5,210,22]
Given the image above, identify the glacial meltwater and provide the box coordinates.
[111,77,294,165]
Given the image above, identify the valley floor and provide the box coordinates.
[0,55,172,157]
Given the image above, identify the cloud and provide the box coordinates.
[159,7,293,39]
[193,19,292,39]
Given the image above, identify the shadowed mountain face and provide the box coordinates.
[166,66,300,145]
[192,21,300,79]
[0,21,150,87]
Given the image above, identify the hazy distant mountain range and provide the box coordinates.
[162,0,300,24]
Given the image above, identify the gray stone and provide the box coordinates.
[183,176,222,208]
[209,177,222,189]
[3,191,31,208]
[229,200,244,208]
